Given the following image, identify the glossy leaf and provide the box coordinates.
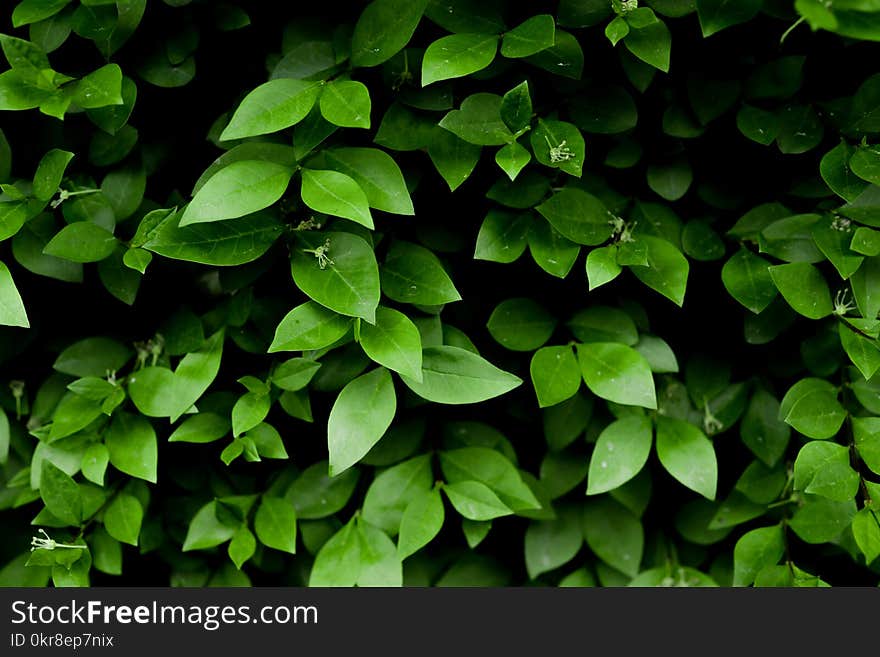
[220,79,322,140]
[291,231,381,323]
[577,342,657,409]
[422,34,499,87]
[587,416,653,495]
[359,306,423,380]
[328,368,397,476]
[401,346,522,404]
[656,416,718,500]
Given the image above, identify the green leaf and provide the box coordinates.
[586,245,622,290]
[192,143,298,195]
[440,446,540,511]
[732,524,785,586]
[605,16,630,46]
[319,80,371,129]
[356,518,402,586]
[461,519,492,548]
[183,501,236,551]
[526,28,584,79]
[231,392,270,438]
[851,227,880,256]
[776,104,823,155]
[793,442,859,501]
[362,454,432,533]
[852,507,880,564]
[697,0,762,37]
[487,297,556,351]
[254,497,297,554]
[500,80,532,133]
[351,0,429,67]
[530,345,581,408]
[766,262,833,320]
[105,412,158,483]
[439,92,513,146]
[582,497,643,577]
[180,161,293,226]
[789,496,856,544]
[168,412,230,444]
[103,493,143,546]
[781,379,846,440]
[741,389,790,467]
[656,416,718,500]
[43,222,117,263]
[48,392,103,441]
[568,306,638,345]
[737,104,781,145]
[128,330,224,422]
[381,240,461,306]
[634,334,679,373]
[375,102,437,151]
[630,236,689,306]
[852,256,880,321]
[122,248,152,274]
[291,231,380,323]
[474,209,530,263]
[646,159,693,201]
[269,301,352,352]
[623,15,671,73]
[54,337,130,377]
[536,188,613,246]
[300,169,373,229]
[33,149,74,202]
[577,342,657,409]
[721,249,777,314]
[840,324,880,380]
[442,481,513,521]
[821,141,868,202]
[40,460,81,526]
[0,69,52,111]
[228,527,257,569]
[326,147,414,215]
[248,423,288,460]
[851,146,880,186]
[359,306,423,380]
[328,367,396,476]
[401,345,522,404]
[141,209,284,266]
[288,461,360,520]
[0,261,29,328]
[531,119,585,177]
[501,15,555,58]
[525,509,582,579]
[850,73,880,134]
[495,141,531,181]
[586,415,653,495]
[852,416,880,476]
[309,518,360,586]
[812,217,864,279]
[421,33,499,87]
[219,79,322,140]
[80,443,109,485]
[73,64,123,109]
[398,487,445,559]
[427,128,481,191]
[271,358,322,392]
[13,0,72,27]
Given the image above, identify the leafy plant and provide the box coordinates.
[1,0,879,589]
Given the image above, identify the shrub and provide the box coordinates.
[1,0,879,588]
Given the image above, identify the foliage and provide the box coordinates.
[0,0,879,588]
